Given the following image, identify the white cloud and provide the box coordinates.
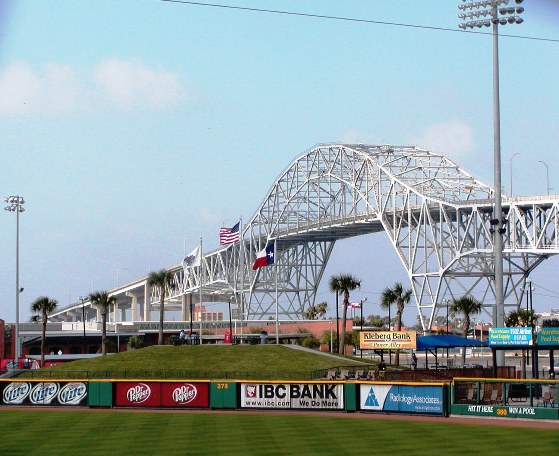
[93,59,183,110]
[411,121,476,161]
[0,59,185,116]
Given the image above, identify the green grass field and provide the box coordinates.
[1,409,557,456]
[7,345,558,455]
[21,345,367,380]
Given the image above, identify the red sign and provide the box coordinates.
[161,383,209,407]
[115,382,160,407]
[114,382,209,408]
[224,332,232,344]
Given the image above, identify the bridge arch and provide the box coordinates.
[51,144,559,333]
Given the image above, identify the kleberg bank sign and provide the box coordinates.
[360,331,417,350]
[359,384,443,415]
[241,383,344,410]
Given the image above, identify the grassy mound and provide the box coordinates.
[20,345,368,380]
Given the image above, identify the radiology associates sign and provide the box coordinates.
[360,331,417,350]
[240,383,344,410]
[359,384,444,415]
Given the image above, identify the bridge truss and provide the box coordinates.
[53,144,559,332]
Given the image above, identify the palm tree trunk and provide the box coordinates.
[41,317,46,367]
[339,292,349,355]
[102,310,107,356]
[335,293,339,354]
[463,315,472,365]
[394,308,402,366]
[158,294,165,345]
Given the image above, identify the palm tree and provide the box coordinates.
[89,291,117,355]
[148,269,173,345]
[450,295,482,365]
[506,308,539,379]
[30,296,58,367]
[329,274,361,354]
[380,282,412,366]
[304,302,328,320]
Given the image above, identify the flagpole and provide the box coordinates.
[275,238,279,344]
[199,236,203,344]
[239,216,244,345]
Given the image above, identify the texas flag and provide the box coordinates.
[252,242,275,270]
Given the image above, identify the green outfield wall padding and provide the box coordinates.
[88,381,113,408]
[210,381,237,409]
[344,383,357,412]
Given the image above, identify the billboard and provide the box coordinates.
[240,383,344,410]
[489,327,533,346]
[1,381,88,406]
[359,331,417,350]
[114,382,209,408]
[359,384,443,415]
[538,328,559,346]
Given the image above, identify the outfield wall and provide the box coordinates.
[1,378,558,422]
[0,378,447,416]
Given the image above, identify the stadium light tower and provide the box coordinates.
[458,0,524,367]
[4,195,25,364]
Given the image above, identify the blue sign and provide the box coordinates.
[538,328,559,346]
[359,384,443,414]
[489,327,533,346]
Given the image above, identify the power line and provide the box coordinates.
[160,0,559,44]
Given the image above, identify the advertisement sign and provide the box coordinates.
[538,328,559,346]
[240,383,344,410]
[359,384,443,414]
[160,383,209,408]
[114,382,209,408]
[489,327,533,346]
[359,331,417,350]
[1,381,87,406]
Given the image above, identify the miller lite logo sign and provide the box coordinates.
[127,383,152,404]
[58,382,87,405]
[3,382,31,404]
[30,382,59,405]
[172,384,197,405]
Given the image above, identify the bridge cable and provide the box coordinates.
[160,0,559,44]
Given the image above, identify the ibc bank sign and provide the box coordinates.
[241,383,344,410]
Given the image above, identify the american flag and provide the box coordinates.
[220,222,240,245]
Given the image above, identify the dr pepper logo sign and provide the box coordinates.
[114,382,208,408]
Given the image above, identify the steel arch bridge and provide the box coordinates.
[51,143,559,332]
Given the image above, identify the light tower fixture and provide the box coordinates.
[4,195,25,365]
[538,160,551,195]
[458,0,524,30]
[457,0,525,368]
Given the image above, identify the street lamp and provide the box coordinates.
[4,195,25,363]
[79,296,87,354]
[228,295,234,344]
[360,298,367,358]
[509,152,519,196]
[329,320,333,353]
[458,0,525,367]
[445,299,451,335]
[538,161,551,195]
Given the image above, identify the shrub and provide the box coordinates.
[127,336,145,350]
[300,336,320,349]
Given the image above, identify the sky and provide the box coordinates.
[1,0,558,327]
